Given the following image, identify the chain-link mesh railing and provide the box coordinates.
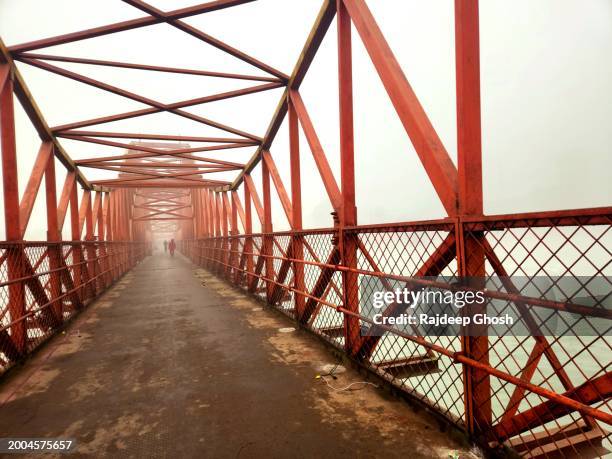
[178,207,611,457]
[0,241,148,375]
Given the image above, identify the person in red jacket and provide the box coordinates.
[169,238,176,257]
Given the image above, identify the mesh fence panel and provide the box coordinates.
[0,241,148,376]
[180,210,611,457]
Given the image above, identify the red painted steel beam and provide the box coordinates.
[98,162,241,170]
[261,158,274,299]
[231,190,246,232]
[91,192,102,228]
[214,193,222,237]
[90,166,229,184]
[455,0,482,215]
[136,217,193,221]
[242,183,253,284]
[91,181,231,188]
[261,150,293,225]
[288,101,302,230]
[221,192,230,237]
[86,191,100,292]
[78,190,91,239]
[57,131,252,144]
[222,192,233,230]
[18,56,165,105]
[342,0,459,215]
[337,0,360,355]
[78,163,238,176]
[0,63,9,92]
[288,98,305,316]
[98,192,106,241]
[1,69,26,353]
[65,137,246,168]
[45,155,65,323]
[231,0,337,190]
[57,171,77,232]
[18,141,53,238]
[120,0,288,80]
[9,0,257,53]
[1,76,20,241]
[18,57,261,141]
[0,40,93,190]
[63,134,240,157]
[52,81,283,132]
[289,90,342,211]
[491,372,612,442]
[454,0,490,434]
[135,209,192,220]
[139,205,185,212]
[243,174,265,225]
[94,167,238,179]
[18,53,281,83]
[74,143,254,165]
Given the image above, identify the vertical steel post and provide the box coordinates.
[207,189,214,238]
[84,190,97,297]
[221,191,229,275]
[214,192,222,272]
[45,152,63,321]
[205,189,213,269]
[262,159,273,301]
[455,0,491,434]
[203,191,209,260]
[230,191,238,277]
[94,191,106,287]
[338,0,360,354]
[289,100,305,317]
[244,178,254,289]
[1,72,26,353]
[69,184,85,301]
[100,191,111,286]
[194,190,202,239]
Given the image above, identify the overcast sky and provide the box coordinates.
[0,0,610,240]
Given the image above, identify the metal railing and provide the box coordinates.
[179,207,611,457]
[0,241,149,374]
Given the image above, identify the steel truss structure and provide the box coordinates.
[0,1,610,457]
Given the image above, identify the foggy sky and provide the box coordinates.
[0,0,610,240]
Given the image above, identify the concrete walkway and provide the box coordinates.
[0,253,479,458]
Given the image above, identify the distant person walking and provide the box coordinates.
[163,240,168,253]
[169,239,176,257]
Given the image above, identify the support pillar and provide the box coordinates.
[1,70,26,354]
[455,0,491,434]
[262,159,274,301]
[45,152,63,322]
[338,0,360,355]
[289,99,305,318]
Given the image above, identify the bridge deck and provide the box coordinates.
[0,254,477,458]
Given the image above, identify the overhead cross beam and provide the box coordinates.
[230,0,337,190]
[9,1,260,54]
[17,53,281,83]
[17,57,262,142]
[120,0,288,80]
[0,39,95,190]
[51,80,283,133]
